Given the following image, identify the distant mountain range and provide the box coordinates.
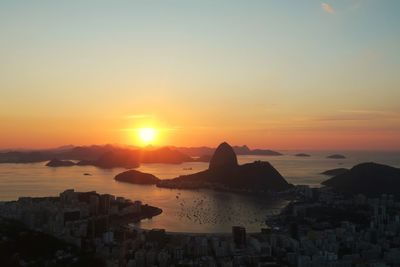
[170,145,282,157]
[0,145,191,168]
[0,144,282,168]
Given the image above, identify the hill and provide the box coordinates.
[171,145,282,157]
[322,162,400,196]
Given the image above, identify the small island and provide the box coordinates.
[295,153,311,157]
[46,158,76,167]
[321,168,349,176]
[114,169,160,185]
[233,145,283,156]
[326,154,346,159]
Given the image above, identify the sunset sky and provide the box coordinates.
[1,1,400,150]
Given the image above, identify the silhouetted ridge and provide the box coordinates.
[0,145,193,166]
[95,151,140,169]
[322,162,400,196]
[171,145,282,157]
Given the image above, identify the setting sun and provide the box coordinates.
[138,128,156,144]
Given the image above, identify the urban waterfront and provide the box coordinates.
[0,152,399,233]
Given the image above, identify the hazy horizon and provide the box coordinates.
[2,142,400,152]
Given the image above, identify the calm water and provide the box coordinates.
[0,151,399,233]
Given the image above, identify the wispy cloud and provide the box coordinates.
[321,2,335,14]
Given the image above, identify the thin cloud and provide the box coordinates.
[321,3,335,14]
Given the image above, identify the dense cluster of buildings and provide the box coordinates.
[0,189,144,248]
[2,187,400,267]
[111,225,288,267]
[103,186,400,267]
[266,186,400,267]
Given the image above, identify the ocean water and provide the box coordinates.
[0,151,399,233]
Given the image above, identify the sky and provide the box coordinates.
[1,0,400,150]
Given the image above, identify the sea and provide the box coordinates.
[0,151,399,233]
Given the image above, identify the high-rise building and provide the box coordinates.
[290,222,299,241]
[89,195,99,216]
[232,226,246,249]
[147,228,166,245]
[99,194,112,215]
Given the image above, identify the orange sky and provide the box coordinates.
[1,1,400,150]
[1,111,399,150]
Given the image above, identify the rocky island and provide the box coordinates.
[157,142,292,193]
[46,158,76,167]
[322,162,400,196]
[326,154,346,159]
[114,169,160,185]
[295,153,311,157]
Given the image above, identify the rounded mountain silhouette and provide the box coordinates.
[209,142,238,170]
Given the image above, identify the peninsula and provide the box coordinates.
[157,142,292,192]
